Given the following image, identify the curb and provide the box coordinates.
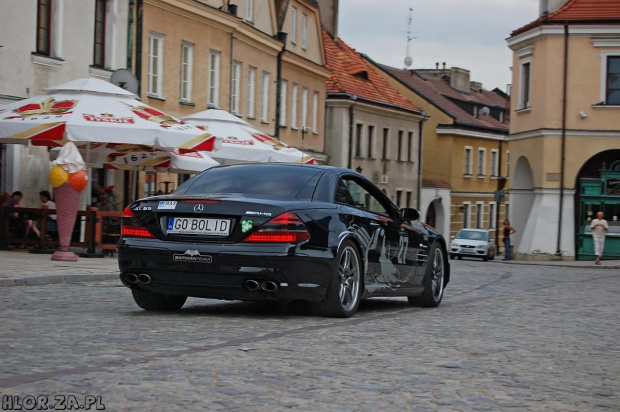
[0,273,119,287]
[489,260,620,270]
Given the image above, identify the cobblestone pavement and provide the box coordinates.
[0,259,618,411]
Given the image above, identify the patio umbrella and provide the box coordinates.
[181,109,315,164]
[0,78,218,153]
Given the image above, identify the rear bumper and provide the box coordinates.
[117,238,335,302]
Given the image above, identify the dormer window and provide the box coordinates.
[353,71,368,80]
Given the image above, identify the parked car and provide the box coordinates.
[118,164,450,317]
[449,228,496,261]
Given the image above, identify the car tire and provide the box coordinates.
[319,240,362,318]
[131,288,187,311]
[408,243,445,308]
[483,254,489,262]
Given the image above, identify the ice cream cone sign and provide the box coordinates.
[49,142,88,262]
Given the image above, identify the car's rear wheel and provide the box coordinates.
[319,240,362,318]
[408,243,445,307]
[131,288,187,311]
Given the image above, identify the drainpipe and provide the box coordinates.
[557,24,569,255]
[274,32,287,139]
[417,114,427,209]
[347,96,358,169]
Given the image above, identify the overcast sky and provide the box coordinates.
[338,0,540,93]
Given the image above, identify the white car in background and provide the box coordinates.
[449,228,496,261]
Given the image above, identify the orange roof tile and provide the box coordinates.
[322,30,421,113]
[512,0,620,36]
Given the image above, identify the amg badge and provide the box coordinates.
[173,250,213,263]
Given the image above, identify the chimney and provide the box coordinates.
[435,62,439,69]
[449,67,471,93]
[315,0,339,38]
[540,0,570,16]
[442,62,446,70]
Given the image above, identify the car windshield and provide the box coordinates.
[455,230,488,241]
[176,165,323,200]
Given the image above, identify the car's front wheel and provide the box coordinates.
[131,288,187,311]
[319,240,362,318]
[408,243,445,307]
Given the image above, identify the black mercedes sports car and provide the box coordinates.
[118,163,450,317]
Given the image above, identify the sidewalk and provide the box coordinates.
[0,249,617,287]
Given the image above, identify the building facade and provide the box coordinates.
[507,0,620,260]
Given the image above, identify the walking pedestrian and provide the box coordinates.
[590,211,608,265]
[502,219,516,261]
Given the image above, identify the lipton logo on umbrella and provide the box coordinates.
[126,104,183,128]
[83,112,135,124]
[250,131,291,151]
[7,97,77,119]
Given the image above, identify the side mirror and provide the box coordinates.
[401,208,420,221]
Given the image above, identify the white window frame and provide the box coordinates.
[312,91,318,132]
[301,13,307,49]
[462,202,471,228]
[599,51,620,105]
[291,83,298,128]
[180,41,193,103]
[148,32,164,97]
[477,148,486,177]
[245,0,254,22]
[489,202,497,229]
[476,202,484,229]
[231,61,241,115]
[208,50,221,108]
[301,87,308,128]
[464,146,473,176]
[490,149,499,177]
[261,71,270,123]
[291,7,297,44]
[518,59,531,110]
[247,66,256,118]
[279,80,287,126]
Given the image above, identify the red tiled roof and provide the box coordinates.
[379,65,509,133]
[422,178,451,189]
[512,0,620,36]
[322,31,421,113]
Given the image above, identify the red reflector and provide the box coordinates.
[270,212,304,224]
[121,226,155,238]
[244,231,310,243]
[122,206,135,218]
[182,200,220,204]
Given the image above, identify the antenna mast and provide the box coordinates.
[404,7,415,68]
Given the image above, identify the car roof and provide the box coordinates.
[208,163,357,175]
[458,229,488,232]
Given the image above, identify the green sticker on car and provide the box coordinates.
[241,220,253,233]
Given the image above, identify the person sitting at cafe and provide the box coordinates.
[2,191,25,238]
[95,193,117,211]
[25,190,57,239]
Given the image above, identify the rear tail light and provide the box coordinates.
[243,212,310,243]
[121,206,155,238]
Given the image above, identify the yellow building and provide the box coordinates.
[371,62,510,241]
[507,0,620,260]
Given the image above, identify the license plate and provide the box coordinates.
[167,217,231,236]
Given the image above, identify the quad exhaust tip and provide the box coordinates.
[124,273,138,284]
[243,279,278,292]
[137,273,152,285]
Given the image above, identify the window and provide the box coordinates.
[382,128,389,160]
[301,13,307,49]
[464,146,473,175]
[505,203,510,222]
[606,56,620,105]
[462,203,471,228]
[406,191,412,208]
[93,0,107,67]
[148,33,164,97]
[396,190,403,208]
[489,202,497,229]
[505,150,510,178]
[355,123,363,157]
[477,148,486,176]
[261,72,270,122]
[336,178,390,216]
[291,83,298,128]
[490,149,499,177]
[231,61,241,114]
[519,60,531,109]
[180,42,193,102]
[291,7,297,44]
[208,51,221,107]
[312,91,318,132]
[245,0,254,22]
[36,0,52,55]
[397,130,404,161]
[407,131,414,161]
[279,80,287,126]
[301,87,308,128]
[367,125,374,158]
[476,202,484,228]
[247,66,256,118]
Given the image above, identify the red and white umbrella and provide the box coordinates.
[0,78,218,153]
[181,109,315,164]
